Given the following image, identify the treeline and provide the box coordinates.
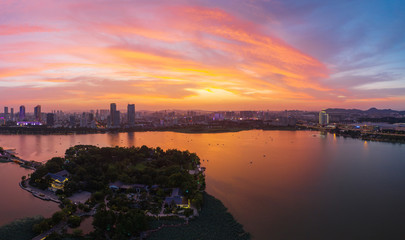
[30,145,203,198]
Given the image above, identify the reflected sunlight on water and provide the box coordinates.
[1,130,405,239]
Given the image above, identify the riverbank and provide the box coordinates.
[0,124,298,135]
[0,148,41,170]
[303,126,405,144]
[19,180,61,204]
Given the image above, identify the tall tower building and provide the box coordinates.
[34,105,41,122]
[4,107,8,120]
[127,104,135,126]
[19,105,26,121]
[319,110,329,126]
[110,103,117,126]
[10,108,14,121]
[114,111,121,127]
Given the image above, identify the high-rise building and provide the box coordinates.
[80,112,87,127]
[110,103,117,126]
[127,104,135,126]
[47,113,55,126]
[34,105,41,122]
[4,107,8,120]
[319,110,329,126]
[69,115,76,127]
[10,108,14,121]
[114,111,120,127]
[19,105,26,121]
[99,109,109,120]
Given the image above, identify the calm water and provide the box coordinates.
[1,130,405,239]
[0,163,59,226]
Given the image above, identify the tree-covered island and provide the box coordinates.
[21,145,249,240]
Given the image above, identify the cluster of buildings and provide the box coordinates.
[0,103,136,129]
[0,104,299,128]
[0,105,43,126]
[1,104,404,131]
[317,109,405,132]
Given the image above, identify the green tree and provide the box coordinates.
[51,211,65,224]
[67,215,82,228]
[45,157,65,173]
[93,209,116,231]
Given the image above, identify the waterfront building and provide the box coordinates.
[114,110,121,127]
[319,110,329,126]
[99,109,109,120]
[240,111,255,119]
[80,112,87,127]
[19,105,25,121]
[46,170,69,192]
[34,105,41,122]
[213,112,224,121]
[10,108,14,121]
[127,104,135,126]
[47,113,55,126]
[4,107,8,120]
[69,115,76,127]
[110,103,117,127]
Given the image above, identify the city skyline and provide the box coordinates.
[1,0,404,111]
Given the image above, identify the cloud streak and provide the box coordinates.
[0,0,404,111]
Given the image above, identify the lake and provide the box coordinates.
[1,130,405,239]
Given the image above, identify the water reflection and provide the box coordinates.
[0,131,405,239]
[127,132,135,146]
[35,135,42,157]
[108,133,120,146]
[0,163,59,225]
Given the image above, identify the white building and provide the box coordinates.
[319,110,329,126]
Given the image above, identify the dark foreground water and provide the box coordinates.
[1,130,405,239]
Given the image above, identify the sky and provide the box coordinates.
[0,0,404,112]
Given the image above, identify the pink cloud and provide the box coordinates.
[3,1,375,111]
[0,25,56,35]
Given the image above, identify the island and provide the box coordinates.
[1,145,250,240]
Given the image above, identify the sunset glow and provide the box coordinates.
[1,0,404,111]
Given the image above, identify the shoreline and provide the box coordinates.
[1,127,404,145]
[0,125,298,135]
[19,180,61,204]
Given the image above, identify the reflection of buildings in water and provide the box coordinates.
[19,134,27,157]
[127,132,135,147]
[35,135,42,156]
[108,133,120,146]
[69,134,76,148]
[46,135,55,155]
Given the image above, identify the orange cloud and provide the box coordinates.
[0,3,335,110]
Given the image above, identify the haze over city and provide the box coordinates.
[1,0,404,111]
